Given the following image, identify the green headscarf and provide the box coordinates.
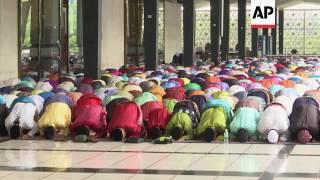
[184,83,201,91]
[134,92,157,106]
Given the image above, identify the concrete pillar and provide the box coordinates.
[21,1,31,43]
[42,0,60,45]
[82,0,101,79]
[183,0,195,67]
[221,0,230,62]
[77,0,83,54]
[263,29,269,55]
[164,1,182,63]
[30,0,39,58]
[238,0,246,59]
[279,10,284,54]
[252,29,258,57]
[271,10,277,55]
[211,0,221,65]
[30,0,38,44]
[144,0,158,71]
[40,0,61,76]
[0,0,19,80]
[101,0,125,69]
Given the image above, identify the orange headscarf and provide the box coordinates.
[67,92,83,105]
[188,90,205,98]
[295,71,308,79]
[149,85,166,102]
[206,76,220,84]
[259,79,274,89]
[280,80,296,88]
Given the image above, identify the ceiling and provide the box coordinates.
[194,0,320,9]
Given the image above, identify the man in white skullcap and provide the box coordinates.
[257,96,291,144]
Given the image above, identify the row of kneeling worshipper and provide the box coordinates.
[1,57,320,144]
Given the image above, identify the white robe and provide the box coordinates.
[5,103,37,136]
[273,96,293,116]
[257,105,290,141]
[3,94,18,109]
[30,95,44,114]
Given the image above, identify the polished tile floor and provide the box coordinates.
[0,140,318,179]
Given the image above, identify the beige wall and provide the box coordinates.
[164,1,182,63]
[0,0,19,80]
[101,0,125,69]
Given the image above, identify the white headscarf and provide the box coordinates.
[273,95,293,115]
[267,130,279,144]
[35,82,53,92]
[228,85,245,95]
[258,105,289,138]
[30,95,44,114]
[304,78,320,90]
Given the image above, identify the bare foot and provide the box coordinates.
[176,137,185,142]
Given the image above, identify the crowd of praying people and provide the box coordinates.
[1,57,320,144]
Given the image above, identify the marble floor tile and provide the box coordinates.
[73,152,136,169]
[211,144,252,154]
[112,152,169,169]
[224,155,273,173]
[147,154,204,170]
[188,154,239,171]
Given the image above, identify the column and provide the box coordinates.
[221,0,230,62]
[263,29,269,55]
[21,1,31,43]
[183,0,195,67]
[164,1,182,63]
[238,0,246,59]
[30,0,39,59]
[77,0,83,55]
[41,0,60,47]
[279,10,284,54]
[271,10,277,55]
[144,0,158,70]
[41,0,61,76]
[211,0,221,65]
[82,0,101,79]
[101,0,125,69]
[252,29,258,57]
[127,0,143,66]
[0,0,19,80]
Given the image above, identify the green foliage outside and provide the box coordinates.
[22,0,79,53]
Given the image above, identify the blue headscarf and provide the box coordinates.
[161,81,180,89]
[9,96,35,112]
[0,96,6,105]
[39,92,54,101]
[269,85,284,95]
[44,94,73,109]
[205,99,233,123]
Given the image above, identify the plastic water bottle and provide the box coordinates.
[224,129,229,143]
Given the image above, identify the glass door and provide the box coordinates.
[20,0,40,79]
[125,0,144,66]
[68,0,83,73]
[39,0,62,77]
[19,0,66,79]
